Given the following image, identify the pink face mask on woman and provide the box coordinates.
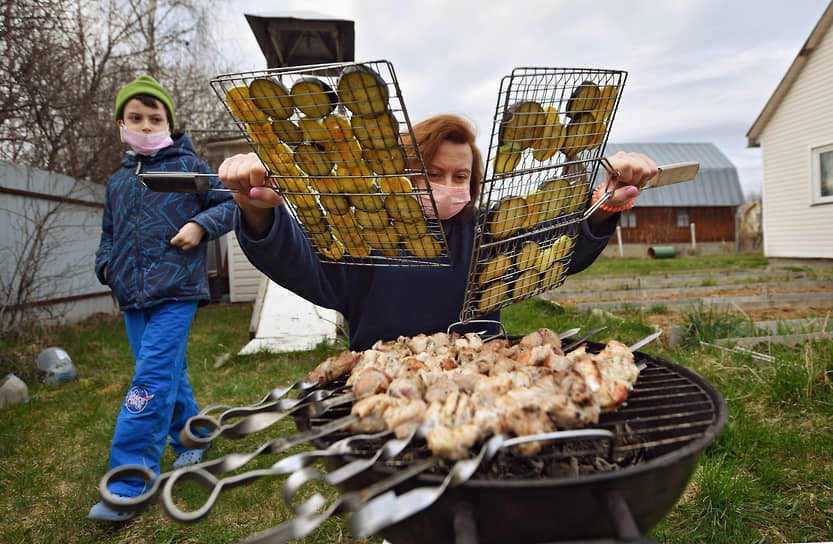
[119,125,173,156]
[418,182,471,220]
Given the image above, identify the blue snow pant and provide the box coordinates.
[107,301,199,497]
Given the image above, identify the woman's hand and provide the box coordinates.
[218,152,282,235]
[602,151,658,206]
[589,151,657,225]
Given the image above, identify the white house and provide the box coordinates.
[746,1,833,261]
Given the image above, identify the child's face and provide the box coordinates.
[120,98,169,134]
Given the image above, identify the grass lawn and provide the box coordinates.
[1,254,831,543]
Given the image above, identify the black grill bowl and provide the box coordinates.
[296,344,728,543]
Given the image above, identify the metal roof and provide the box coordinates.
[595,142,745,207]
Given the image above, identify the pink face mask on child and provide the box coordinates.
[418,182,471,220]
[119,125,173,156]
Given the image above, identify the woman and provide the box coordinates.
[218,114,655,351]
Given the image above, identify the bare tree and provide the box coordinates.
[1,0,234,183]
[0,0,239,339]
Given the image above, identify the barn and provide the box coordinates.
[595,142,745,257]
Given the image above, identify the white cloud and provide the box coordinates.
[214,0,830,197]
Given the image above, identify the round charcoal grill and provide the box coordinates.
[295,342,728,544]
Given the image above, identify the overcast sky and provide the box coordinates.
[214,0,831,198]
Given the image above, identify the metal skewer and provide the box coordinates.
[100,412,358,514]
[180,389,354,447]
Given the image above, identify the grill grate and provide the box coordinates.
[303,347,721,481]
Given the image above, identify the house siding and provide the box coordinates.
[758,20,833,259]
[618,207,737,244]
[227,232,265,303]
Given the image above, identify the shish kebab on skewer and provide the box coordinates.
[306,328,644,459]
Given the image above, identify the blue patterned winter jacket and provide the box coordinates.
[95,132,236,310]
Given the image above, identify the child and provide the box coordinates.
[90,75,236,521]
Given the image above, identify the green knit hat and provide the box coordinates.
[114,75,175,130]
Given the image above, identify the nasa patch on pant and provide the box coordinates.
[124,385,154,414]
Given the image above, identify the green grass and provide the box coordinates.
[577,254,770,277]
[1,288,832,543]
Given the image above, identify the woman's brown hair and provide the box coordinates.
[402,114,484,217]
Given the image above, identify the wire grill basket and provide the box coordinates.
[460,67,627,321]
[210,60,451,266]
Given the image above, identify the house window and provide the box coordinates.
[619,210,636,229]
[810,143,833,204]
[676,208,690,228]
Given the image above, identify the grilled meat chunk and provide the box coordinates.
[314,329,639,459]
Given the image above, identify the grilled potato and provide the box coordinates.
[477,253,512,286]
[225,85,268,124]
[477,280,508,314]
[385,193,424,222]
[294,142,334,177]
[295,207,329,234]
[247,122,282,146]
[271,118,305,146]
[512,268,540,300]
[362,227,401,256]
[337,64,390,117]
[257,143,303,177]
[566,80,600,117]
[499,101,546,149]
[290,77,337,118]
[378,176,414,194]
[404,234,442,259]
[363,145,407,175]
[298,116,330,146]
[515,241,540,271]
[319,237,346,260]
[280,176,317,209]
[248,77,294,120]
[392,218,428,239]
[352,111,399,150]
[325,138,364,169]
[594,85,619,122]
[562,113,606,157]
[487,196,528,240]
[531,107,566,162]
[323,112,354,142]
[349,191,384,213]
[542,260,568,289]
[493,142,522,174]
[563,182,588,215]
[354,206,390,229]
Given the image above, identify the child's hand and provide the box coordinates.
[171,221,205,250]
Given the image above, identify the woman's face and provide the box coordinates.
[420,140,473,189]
[120,98,169,134]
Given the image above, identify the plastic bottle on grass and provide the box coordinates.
[36,347,77,384]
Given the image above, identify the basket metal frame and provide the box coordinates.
[459,67,627,321]
[210,60,452,267]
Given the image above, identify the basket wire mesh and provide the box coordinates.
[210,60,451,266]
[460,67,627,321]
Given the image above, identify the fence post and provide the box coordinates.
[690,222,696,251]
